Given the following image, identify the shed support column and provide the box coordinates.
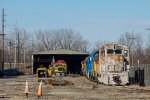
[31,55,34,74]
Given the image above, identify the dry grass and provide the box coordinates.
[0,75,150,100]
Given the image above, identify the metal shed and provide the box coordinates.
[32,49,89,74]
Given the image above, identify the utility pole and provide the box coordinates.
[17,33,20,69]
[128,38,134,67]
[1,9,5,71]
[128,31,140,67]
[23,32,26,72]
[24,44,26,72]
[32,36,33,54]
[14,23,17,69]
[146,28,150,64]
[31,36,33,74]
[9,42,12,69]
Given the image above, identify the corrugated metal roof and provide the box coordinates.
[33,49,89,55]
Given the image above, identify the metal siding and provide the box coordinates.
[129,64,150,86]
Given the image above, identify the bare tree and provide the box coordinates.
[34,29,89,52]
[118,32,143,66]
[4,29,32,65]
[91,40,110,52]
[143,33,150,64]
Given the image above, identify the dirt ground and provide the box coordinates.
[0,75,150,100]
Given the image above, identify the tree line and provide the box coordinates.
[2,28,150,66]
[94,32,150,66]
[3,28,89,64]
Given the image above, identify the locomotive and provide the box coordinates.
[82,43,130,85]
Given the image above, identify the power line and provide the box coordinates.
[146,28,150,30]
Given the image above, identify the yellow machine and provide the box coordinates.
[36,65,53,78]
[47,67,53,77]
[53,60,67,75]
[81,60,86,75]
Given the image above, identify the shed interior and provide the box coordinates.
[33,54,88,74]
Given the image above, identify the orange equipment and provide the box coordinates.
[37,81,43,98]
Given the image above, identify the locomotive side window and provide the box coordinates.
[107,49,114,54]
[89,57,92,61]
[115,49,122,54]
[124,50,128,57]
[101,50,105,56]
[94,53,99,61]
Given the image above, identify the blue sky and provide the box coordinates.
[1,0,150,46]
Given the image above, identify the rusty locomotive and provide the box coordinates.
[82,43,130,85]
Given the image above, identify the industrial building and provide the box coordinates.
[32,49,89,74]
